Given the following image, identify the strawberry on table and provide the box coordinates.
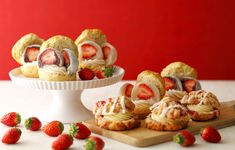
[137,84,154,100]
[96,66,115,79]
[24,117,42,131]
[43,121,64,137]
[2,128,22,144]
[84,136,105,150]
[1,112,21,127]
[69,122,91,139]
[79,68,95,80]
[52,134,73,150]
[173,130,195,146]
[201,126,221,143]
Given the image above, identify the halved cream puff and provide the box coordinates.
[93,96,140,131]
[131,70,165,120]
[181,90,220,121]
[12,33,44,78]
[145,97,190,131]
[37,35,79,81]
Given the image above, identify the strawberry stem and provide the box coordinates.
[173,134,184,145]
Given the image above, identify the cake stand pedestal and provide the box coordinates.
[9,66,125,123]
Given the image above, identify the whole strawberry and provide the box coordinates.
[24,117,42,131]
[173,130,195,146]
[96,66,115,79]
[52,134,73,150]
[1,112,21,127]
[2,128,21,144]
[79,68,95,80]
[201,126,221,143]
[84,136,105,150]
[69,122,91,139]
[43,121,64,137]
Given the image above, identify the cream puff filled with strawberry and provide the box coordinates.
[145,97,190,131]
[119,83,134,99]
[12,33,44,78]
[181,90,220,121]
[93,96,140,131]
[37,35,78,81]
[131,70,165,120]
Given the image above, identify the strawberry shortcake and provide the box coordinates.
[12,33,44,78]
[37,35,79,81]
[93,96,140,131]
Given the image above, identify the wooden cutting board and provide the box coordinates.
[83,100,235,147]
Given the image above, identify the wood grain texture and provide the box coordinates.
[83,100,235,147]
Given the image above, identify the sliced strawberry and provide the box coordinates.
[102,46,110,60]
[164,77,176,90]
[125,84,133,98]
[137,84,154,100]
[38,49,59,67]
[24,46,40,62]
[182,79,196,93]
[81,44,97,59]
[62,50,70,67]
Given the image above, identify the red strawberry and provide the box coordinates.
[82,44,97,59]
[137,84,154,100]
[39,49,59,67]
[164,77,176,90]
[79,68,95,80]
[62,50,70,67]
[201,126,221,143]
[125,84,133,98]
[95,100,106,108]
[24,117,42,131]
[102,46,110,60]
[96,66,115,79]
[173,130,195,146]
[25,46,40,62]
[43,121,64,137]
[52,134,73,150]
[1,112,21,127]
[2,128,21,144]
[84,136,105,150]
[69,122,91,139]
[182,79,196,93]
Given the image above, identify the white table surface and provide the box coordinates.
[0,80,235,150]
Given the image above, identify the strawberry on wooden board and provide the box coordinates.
[84,136,105,150]
[79,68,95,80]
[43,121,64,137]
[2,128,22,144]
[201,126,221,143]
[69,122,91,139]
[173,130,195,147]
[1,112,21,127]
[96,66,115,79]
[137,84,154,100]
[24,117,42,131]
[52,134,73,150]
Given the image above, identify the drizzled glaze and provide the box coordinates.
[101,96,127,115]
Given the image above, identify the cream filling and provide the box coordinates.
[81,59,105,67]
[187,104,214,114]
[40,65,68,75]
[22,61,37,66]
[103,113,133,121]
[151,113,189,124]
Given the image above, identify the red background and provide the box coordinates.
[1,0,235,80]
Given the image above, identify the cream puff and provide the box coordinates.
[93,96,140,131]
[37,35,79,81]
[131,70,165,120]
[145,97,190,131]
[161,61,197,79]
[181,90,220,121]
[12,33,44,78]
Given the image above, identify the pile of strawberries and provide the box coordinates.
[173,127,221,147]
[0,112,104,150]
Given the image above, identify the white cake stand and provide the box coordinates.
[9,66,125,123]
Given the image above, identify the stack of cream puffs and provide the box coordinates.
[93,96,140,131]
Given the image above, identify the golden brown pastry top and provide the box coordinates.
[40,35,78,57]
[181,90,220,108]
[137,70,165,99]
[12,33,44,64]
[161,61,197,79]
[75,29,107,46]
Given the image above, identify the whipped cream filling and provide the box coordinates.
[40,65,68,75]
[81,59,105,67]
[22,61,37,66]
[151,113,189,124]
[63,48,79,74]
[103,113,133,121]
[187,104,214,114]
